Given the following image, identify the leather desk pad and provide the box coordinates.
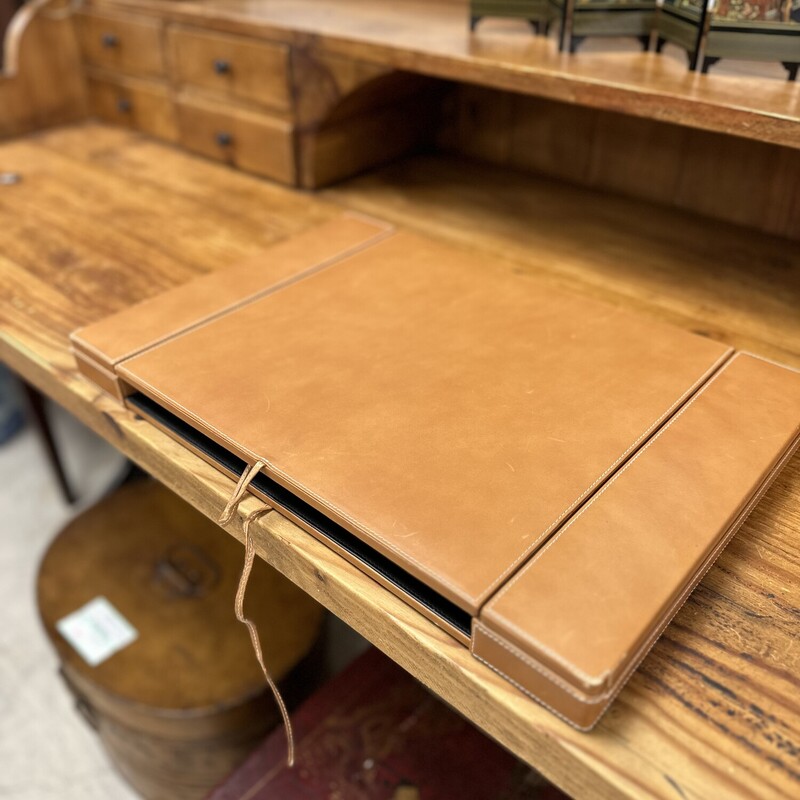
[71,215,800,729]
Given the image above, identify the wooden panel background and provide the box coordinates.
[0,0,86,139]
[0,0,19,64]
[437,84,800,241]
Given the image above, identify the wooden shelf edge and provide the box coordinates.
[86,0,800,149]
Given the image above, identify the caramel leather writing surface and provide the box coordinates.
[116,230,730,613]
[70,214,392,388]
[73,218,800,729]
[474,353,800,729]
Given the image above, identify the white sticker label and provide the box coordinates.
[56,596,138,667]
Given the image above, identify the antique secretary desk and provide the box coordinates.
[1,1,799,798]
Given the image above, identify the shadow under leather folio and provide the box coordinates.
[70,215,800,730]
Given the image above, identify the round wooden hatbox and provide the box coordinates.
[37,480,324,800]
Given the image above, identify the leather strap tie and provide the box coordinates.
[218,459,266,526]
[236,506,296,768]
[219,462,296,767]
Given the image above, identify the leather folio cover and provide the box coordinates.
[72,214,800,730]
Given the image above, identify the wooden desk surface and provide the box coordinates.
[1,123,798,800]
[88,0,800,149]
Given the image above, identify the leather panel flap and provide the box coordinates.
[476,353,800,727]
[70,213,392,381]
[114,231,731,613]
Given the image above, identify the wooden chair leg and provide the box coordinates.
[21,382,76,504]
[569,35,585,54]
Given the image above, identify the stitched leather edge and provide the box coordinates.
[487,353,800,681]
[72,216,395,365]
[479,346,735,605]
[473,428,800,719]
[491,352,742,609]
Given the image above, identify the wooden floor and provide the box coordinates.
[1,123,799,800]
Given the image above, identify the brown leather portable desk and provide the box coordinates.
[71,214,800,730]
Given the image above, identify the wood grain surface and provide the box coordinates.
[86,70,178,142]
[0,123,798,800]
[76,8,167,79]
[80,0,800,149]
[439,85,800,241]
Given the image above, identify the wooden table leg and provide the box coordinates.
[21,381,76,504]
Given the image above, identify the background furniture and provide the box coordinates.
[38,480,325,800]
[656,0,800,77]
[21,382,75,503]
[470,0,556,34]
[556,0,657,53]
[0,0,23,62]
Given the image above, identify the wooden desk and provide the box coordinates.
[4,0,797,239]
[1,123,797,800]
[87,0,800,149]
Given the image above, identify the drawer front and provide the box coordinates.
[168,27,292,112]
[176,98,296,184]
[87,75,178,142]
[78,12,166,77]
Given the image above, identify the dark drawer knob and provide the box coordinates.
[116,98,131,113]
[215,131,233,147]
[213,59,231,75]
[101,33,119,48]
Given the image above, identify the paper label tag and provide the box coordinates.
[56,596,138,667]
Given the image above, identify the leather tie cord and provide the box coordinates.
[236,506,296,768]
[218,462,296,767]
[219,459,266,526]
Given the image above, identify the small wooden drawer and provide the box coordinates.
[168,27,292,113]
[87,74,178,142]
[78,12,166,78]
[175,97,296,184]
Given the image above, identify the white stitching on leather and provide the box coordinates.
[73,349,118,380]
[738,349,800,376]
[474,623,608,701]
[473,654,597,731]
[75,222,395,365]
[470,442,791,734]
[469,637,598,731]
[482,419,800,697]
[480,348,735,602]
[490,351,740,612]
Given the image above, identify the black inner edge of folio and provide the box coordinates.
[128,392,471,637]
